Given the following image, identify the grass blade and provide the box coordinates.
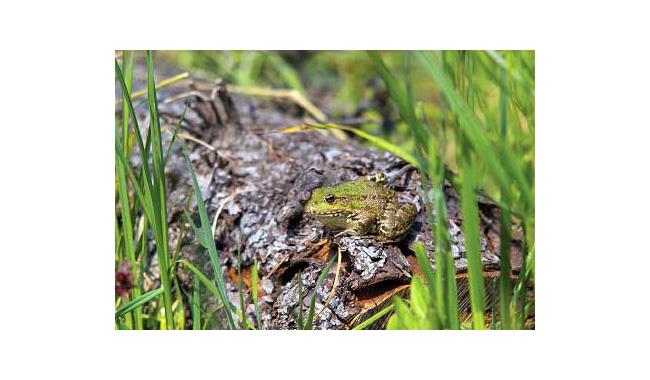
[237,248,248,330]
[180,260,221,298]
[115,55,174,329]
[460,158,486,329]
[416,51,533,215]
[115,134,142,329]
[144,51,174,329]
[274,122,420,168]
[116,320,131,330]
[370,51,459,330]
[114,60,155,213]
[180,259,248,328]
[192,276,201,330]
[386,297,415,330]
[318,123,420,168]
[304,259,333,330]
[114,143,155,227]
[430,146,460,329]
[413,243,440,328]
[116,287,164,319]
[178,138,236,329]
[499,207,513,329]
[267,51,306,94]
[367,51,427,146]
[115,52,142,328]
[121,50,135,157]
[352,305,394,330]
[296,272,304,330]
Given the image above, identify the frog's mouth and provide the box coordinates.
[306,209,353,218]
[306,210,345,217]
[307,211,351,230]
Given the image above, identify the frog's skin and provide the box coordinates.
[304,177,417,242]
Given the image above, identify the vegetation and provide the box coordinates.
[115,50,534,330]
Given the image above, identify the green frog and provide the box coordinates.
[304,175,417,242]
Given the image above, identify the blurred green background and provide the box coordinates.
[156,50,534,202]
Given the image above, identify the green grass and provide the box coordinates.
[115,51,141,329]
[191,276,201,330]
[116,53,176,329]
[303,258,333,330]
[293,260,334,330]
[115,51,232,329]
[115,50,534,330]
[460,158,486,329]
[366,51,534,330]
[178,135,237,328]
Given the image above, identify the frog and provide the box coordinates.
[304,174,417,242]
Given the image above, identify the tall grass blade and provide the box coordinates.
[114,217,122,261]
[513,229,534,328]
[115,145,142,329]
[192,276,201,330]
[416,51,533,214]
[432,155,460,328]
[460,158,486,329]
[267,52,306,94]
[178,139,236,329]
[179,259,246,327]
[367,52,426,144]
[121,50,135,157]
[144,51,174,329]
[370,51,459,329]
[444,238,459,329]
[114,60,155,214]
[115,53,142,328]
[115,56,174,328]
[413,243,440,328]
[499,208,512,329]
[114,143,155,229]
[431,142,460,330]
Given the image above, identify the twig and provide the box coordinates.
[229,85,327,123]
[162,90,211,104]
[211,192,240,238]
[162,128,216,152]
[115,72,189,105]
[190,82,326,123]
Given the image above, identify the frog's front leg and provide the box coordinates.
[378,202,417,242]
[336,211,376,237]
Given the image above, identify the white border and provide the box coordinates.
[2,0,649,379]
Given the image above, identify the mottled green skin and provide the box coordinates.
[304,178,417,242]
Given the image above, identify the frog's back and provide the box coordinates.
[354,178,396,207]
[308,177,397,215]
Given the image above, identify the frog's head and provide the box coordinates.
[304,180,369,220]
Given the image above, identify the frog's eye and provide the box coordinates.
[324,194,336,203]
